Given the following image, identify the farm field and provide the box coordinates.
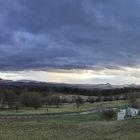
[0,100,127,116]
[0,114,140,140]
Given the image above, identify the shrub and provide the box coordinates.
[102,110,116,121]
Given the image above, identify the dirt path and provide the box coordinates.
[0,107,118,120]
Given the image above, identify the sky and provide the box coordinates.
[1,0,140,84]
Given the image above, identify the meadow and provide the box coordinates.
[0,114,140,140]
[0,99,139,140]
[0,100,127,116]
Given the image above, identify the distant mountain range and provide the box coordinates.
[0,78,139,89]
[0,78,13,83]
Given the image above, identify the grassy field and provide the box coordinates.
[0,100,128,115]
[0,114,140,140]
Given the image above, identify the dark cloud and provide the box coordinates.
[0,0,140,71]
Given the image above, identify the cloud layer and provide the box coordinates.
[0,0,140,71]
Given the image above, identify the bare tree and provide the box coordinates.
[46,95,61,108]
[126,92,139,108]
[75,96,84,109]
[20,92,42,110]
[0,89,6,109]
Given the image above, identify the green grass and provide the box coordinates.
[0,114,140,140]
[0,100,127,116]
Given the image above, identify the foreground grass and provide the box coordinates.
[0,114,140,140]
[0,100,127,116]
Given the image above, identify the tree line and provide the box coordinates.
[0,88,84,110]
[1,84,140,96]
[0,85,140,111]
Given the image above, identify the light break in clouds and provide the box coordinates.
[0,0,140,84]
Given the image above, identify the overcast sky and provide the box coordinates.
[0,0,140,84]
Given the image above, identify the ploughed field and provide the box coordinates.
[0,114,140,140]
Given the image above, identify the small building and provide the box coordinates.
[127,107,139,117]
[117,109,126,121]
[120,109,126,116]
[117,107,139,121]
[117,111,125,121]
